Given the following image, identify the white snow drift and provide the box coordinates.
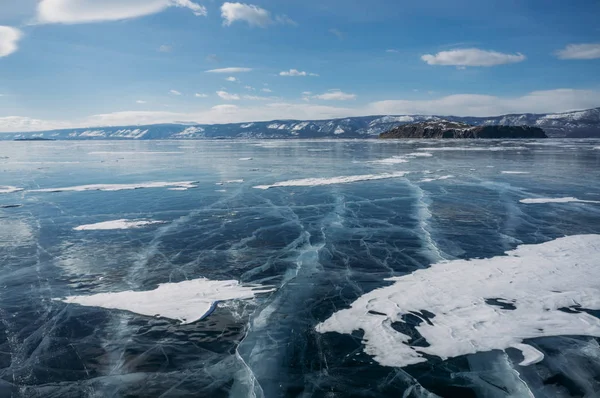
[317,235,600,368]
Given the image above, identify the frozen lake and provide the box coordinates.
[1,139,600,397]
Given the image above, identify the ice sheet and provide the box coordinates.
[57,278,275,324]
[317,235,600,368]
[253,172,408,189]
[73,219,166,231]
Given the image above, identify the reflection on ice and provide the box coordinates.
[57,278,275,324]
[317,235,600,368]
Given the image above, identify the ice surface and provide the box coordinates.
[253,172,408,189]
[73,219,166,231]
[317,235,600,368]
[520,197,600,204]
[57,278,275,324]
[31,181,198,193]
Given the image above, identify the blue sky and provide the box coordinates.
[0,0,599,131]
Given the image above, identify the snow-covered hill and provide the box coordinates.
[2,107,599,140]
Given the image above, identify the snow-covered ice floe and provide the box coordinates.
[74,219,166,231]
[57,278,275,324]
[520,197,600,204]
[0,186,23,194]
[31,181,198,193]
[502,171,530,174]
[254,172,408,190]
[316,235,600,368]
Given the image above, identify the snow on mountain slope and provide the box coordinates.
[2,108,599,140]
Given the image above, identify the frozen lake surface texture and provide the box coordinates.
[1,139,600,398]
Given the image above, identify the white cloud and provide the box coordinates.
[169,90,182,95]
[262,88,272,93]
[244,86,255,91]
[280,69,319,77]
[243,95,270,101]
[158,44,171,52]
[221,2,296,27]
[225,76,238,82]
[136,100,147,104]
[3,89,600,133]
[556,43,600,60]
[206,67,252,73]
[329,28,343,39]
[36,0,206,24]
[367,89,600,116]
[313,90,357,101]
[421,48,526,67]
[195,93,208,98]
[216,91,240,100]
[0,26,22,57]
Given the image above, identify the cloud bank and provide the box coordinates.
[36,0,206,24]
[556,43,600,60]
[0,26,22,57]
[206,67,252,73]
[2,89,599,132]
[422,48,526,67]
[221,2,295,27]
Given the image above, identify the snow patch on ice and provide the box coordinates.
[57,278,275,324]
[369,156,409,164]
[239,157,253,161]
[502,171,530,175]
[74,219,166,231]
[0,186,23,194]
[520,197,600,204]
[420,175,454,183]
[316,235,600,368]
[406,152,433,157]
[254,172,408,190]
[32,181,198,193]
[418,147,527,152]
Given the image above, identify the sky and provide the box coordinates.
[0,0,599,132]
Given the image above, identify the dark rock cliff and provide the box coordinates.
[379,121,547,139]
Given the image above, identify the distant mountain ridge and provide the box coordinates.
[2,107,599,140]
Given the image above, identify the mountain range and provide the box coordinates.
[3,107,600,140]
